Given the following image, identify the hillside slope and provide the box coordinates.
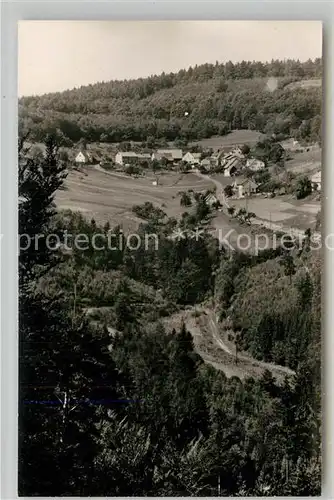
[19,58,322,145]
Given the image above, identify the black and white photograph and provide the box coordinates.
[18,20,322,496]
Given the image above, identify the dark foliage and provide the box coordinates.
[19,59,322,145]
[18,128,321,496]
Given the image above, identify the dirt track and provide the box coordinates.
[166,307,295,383]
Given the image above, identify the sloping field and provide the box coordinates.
[231,195,320,231]
[285,148,322,175]
[191,129,266,151]
[285,78,322,90]
[55,166,212,230]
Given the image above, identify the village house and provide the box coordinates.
[182,151,201,166]
[232,177,258,198]
[200,158,212,169]
[115,151,151,166]
[246,158,266,172]
[75,150,93,164]
[151,151,173,163]
[311,170,321,191]
[204,192,219,206]
[221,154,244,177]
[152,149,183,163]
[210,147,244,169]
[210,150,225,168]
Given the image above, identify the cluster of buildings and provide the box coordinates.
[73,144,321,201]
[183,146,266,177]
[230,169,322,200]
[111,146,266,177]
[115,149,183,167]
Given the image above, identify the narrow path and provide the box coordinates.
[205,309,295,376]
[194,170,229,207]
[180,307,295,381]
[208,316,233,355]
[84,303,295,382]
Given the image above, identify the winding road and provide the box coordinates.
[194,170,229,207]
[84,169,298,382]
[181,307,295,382]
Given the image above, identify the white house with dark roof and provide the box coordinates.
[182,152,201,165]
[204,193,219,206]
[75,150,92,164]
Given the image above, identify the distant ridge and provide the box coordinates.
[19,58,322,146]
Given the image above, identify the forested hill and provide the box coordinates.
[19,136,321,496]
[19,58,322,145]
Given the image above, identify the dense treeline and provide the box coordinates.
[19,136,321,495]
[215,247,321,370]
[19,58,322,145]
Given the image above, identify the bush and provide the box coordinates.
[296,176,312,200]
[132,202,167,220]
[125,164,141,176]
[224,185,234,197]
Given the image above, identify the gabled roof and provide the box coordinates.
[154,152,172,161]
[182,151,201,162]
[222,152,238,162]
[156,149,183,160]
[215,150,226,160]
[117,151,151,159]
[117,151,139,157]
[76,150,91,161]
[223,155,242,172]
[154,151,175,161]
[205,193,218,203]
[235,177,258,187]
[183,151,201,159]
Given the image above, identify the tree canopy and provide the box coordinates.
[19,59,322,145]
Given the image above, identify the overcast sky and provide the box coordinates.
[18,20,322,96]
